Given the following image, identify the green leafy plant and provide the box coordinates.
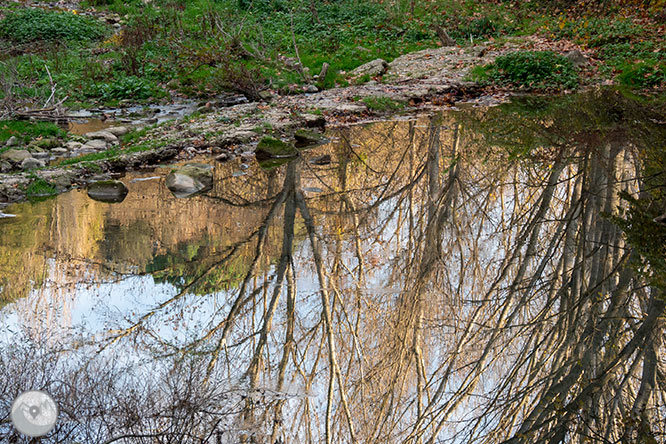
[473,51,579,90]
[0,120,66,144]
[0,9,107,44]
[362,96,405,111]
[618,61,666,88]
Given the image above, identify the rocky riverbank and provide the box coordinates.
[0,39,598,205]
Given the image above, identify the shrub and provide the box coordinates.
[618,61,666,88]
[85,76,159,101]
[476,51,579,90]
[0,9,107,44]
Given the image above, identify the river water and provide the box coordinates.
[0,89,665,443]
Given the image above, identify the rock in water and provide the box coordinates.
[255,136,297,161]
[165,163,214,198]
[294,129,329,147]
[349,59,388,78]
[87,180,129,203]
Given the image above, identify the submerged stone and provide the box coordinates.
[87,180,129,203]
[165,163,214,198]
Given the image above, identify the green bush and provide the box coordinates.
[0,9,107,44]
[618,61,666,88]
[475,51,579,90]
[85,76,160,101]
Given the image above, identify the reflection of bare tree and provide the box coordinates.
[2,93,666,443]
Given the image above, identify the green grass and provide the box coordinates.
[25,178,57,197]
[362,96,405,112]
[0,0,664,111]
[0,120,66,144]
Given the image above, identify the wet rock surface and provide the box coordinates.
[165,163,214,198]
[86,180,129,203]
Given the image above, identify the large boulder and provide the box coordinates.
[255,136,297,161]
[87,180,129,203]
[165,163,214,198]
[0,149,32,164]
[349,59,388,78]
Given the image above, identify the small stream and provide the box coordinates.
[0,89,665,443]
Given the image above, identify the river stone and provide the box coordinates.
[105,126,129,136]
[87,180,129,203]
[303,84,319,93]
[0,160,11,173]
[51,148,68,155]
[65,141,83,151]
[21,157,45,170]
[1,149,32,164]
[165,163,214,198]
[255,136,297,161]
[349,58,388,78]
[81,139,108,151]
[5,136,19,147]
[294,129,329,147]
[86,130,118,143]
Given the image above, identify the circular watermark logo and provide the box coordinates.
[11,391,58,437]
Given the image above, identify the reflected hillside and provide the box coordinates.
[0,89,665,444]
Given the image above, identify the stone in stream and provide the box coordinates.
[349,58,388,78]
[294,129,329,147]
[51,148,68,155]
[255,136,297,161]
[165,163,214,198]
[85,130,118,143]
[87,180,129,203]
[0,149,32,164]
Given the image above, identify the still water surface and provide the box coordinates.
[0,89,665,443]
